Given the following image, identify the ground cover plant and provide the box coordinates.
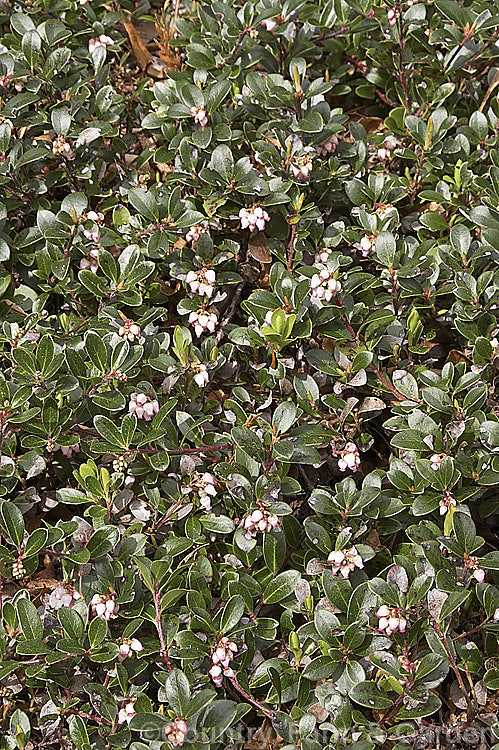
[0,0,498,747]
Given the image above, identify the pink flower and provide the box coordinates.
[118,637,144,661]
[337,442,361,472]
[184,472,218,510]
[128,392,159,421]
[165,718,188,747]
[188,309,218,338]
[48,584,80,609]
[52,135,73,159]
[186,222,207,244]
[90,593,118,621]
[190,105,208,127]
[186,269,216,298]
[375,605,407,636]
[439,490,456,516]
[61,443,80,458]
[290,154,313,179]
[243,508,279,539]
[118,318,141,342]
[310,267,342,304]
[260,18,277,31]
[387,8,399,26]
[327,546,364,578]
[89,35,114,53]
[316,136,338,156]
[239,205,270,232]
[80,247,99,273]
[210,638,238,686]
[118,702,135,725]
[473,568,485,583]
[192,362,209,388]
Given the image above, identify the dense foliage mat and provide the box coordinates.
[0,0,499,748]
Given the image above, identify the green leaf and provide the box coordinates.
[16,598,43,641]
[272,402,297,435]
[200,514,234,534]
[69,715,90,750]
[438,589,470,621]
[220,595,244,634]
[93,415,126,449]
[85,332,108,373]
[375,232,396,267]
[0,502,25,548]
[55,488,90,505]
[128,187,159,222]
[263,570,300,604]
[88,616,107,648]
[165,669,190,716]
[263,530,286,573]
[302,655,336,680]
[350,681,392,709]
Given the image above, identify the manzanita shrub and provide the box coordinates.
[0,0,498,747]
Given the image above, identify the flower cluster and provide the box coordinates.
[186,269,216,297]
[290,154,313,179]
[90,593,118,620]
[337,442,361,472]
[12,559,26,580]
[118,701,135,725]
[118,318,141,342]
[165,718,188,747]
[439,489,457,515]
[355,236,374,257]
[466,555,485,583]
[387,7,400,26]
[316,135,338,156]
[375,605,407,636]
[80,248,99,273]
[430,453,446,470]
[209,638,238,687]
[88,35,114,53]
[52,135,73,159]
[260,17,278,31]
[82,211,104,244]
[376,135,398,161]
[186,222,207,244]
[185,472,218,510]
[118,637,144,661]
[128,392,160,421]
[243,508,279,539]
[327,546,364,579]
[239,205,270,232]
[48,583,81,610]
[310,268,342,303]
[315,247,332,264]
[188,309,218,337]
[190,105,208,127]
[191,362,209,388]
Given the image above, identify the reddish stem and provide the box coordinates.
[153,585,172,671]
[228,676,276,718]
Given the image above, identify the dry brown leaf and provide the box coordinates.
[356,116,387,135]
[123,17,151,71]
[366,527,382,552]
[155,161,175,178]
[244,720,283,750]
[322,337,335,355]
[446,349,472,364]
[248,234,271,263]
[155,14,182,72]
